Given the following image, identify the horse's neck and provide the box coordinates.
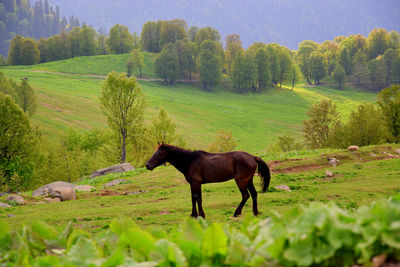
[167,148,195,175]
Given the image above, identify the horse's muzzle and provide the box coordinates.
[145,163,154,171]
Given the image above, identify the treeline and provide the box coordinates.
[0,0,80,56]
[4,16,400,92]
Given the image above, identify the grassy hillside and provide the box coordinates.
[4,52,157,78]
[1,145,399,231]
[0,54,376,152]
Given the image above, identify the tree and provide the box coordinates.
[277,46,293,87]
[194,26,220,46]
[339,47,352,75]
[352,49,369,86]
[0,93,38,191]
[344,103,387,147]
[225,33,243,74]
[37,38,50,63]
[141,20,161,53]
[255,47,270,90]
[69,27,80,57]
[303,100,340,148]
[99,72,145,163]
[297,40,319,84]
[106,24,133,54]
[369,56,386,91]
[152,108,178,144]
[78,24,97,56]
[389,30,400,49]
[187,26,199,42]
[7,35,23,65]
[383,48,397,85]
[183,42,198,81]
[368,28,390,59]
[267,45,280,86]
[16,79,36,115]
[309,51,326,84]
[97,34,107,55]
[155,43,179,84]
[199,40,222,90]
[208,130,237,152]
[126,49,144,77]
[175,40,186,79]
[377,84,400,142]
[332,64,346,89]
[160,19,186,48]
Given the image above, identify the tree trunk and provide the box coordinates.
[121,131,127,163]
[139,66,142,77]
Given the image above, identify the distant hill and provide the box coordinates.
[46,0,400,49]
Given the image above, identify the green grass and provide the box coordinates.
[0,55,376,151]
[3,52,157,78]
[1,150,399,231]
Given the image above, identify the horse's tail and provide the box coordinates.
[255,156,271,193]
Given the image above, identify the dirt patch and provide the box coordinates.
[271,163,325,174]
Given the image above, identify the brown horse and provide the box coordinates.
[145,144,271,218]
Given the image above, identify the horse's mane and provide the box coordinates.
[164,144,196,159]
[162,144,198,174]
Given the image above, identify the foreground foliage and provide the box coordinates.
[1,196,399,266]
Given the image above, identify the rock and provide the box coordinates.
[369,153,377,157]
[383,152,395,158]
[372,254,387,267]
[7,214,15,217]
[44,197,61,203]
[75,185,95,192]
[396,149,400,155]
[325,171,334,177]
[0,192,8,197]
[274,184,291,192]
[0,202,11,208]
[32,181,76,197]
[125,190,148,195]
[104,179,128,188]
[328,158,339,167]
[90,163,135,178]
[48,187,76,201]
[6,195,25,205]
[348,145,359,151]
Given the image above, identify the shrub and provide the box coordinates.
[208,130,237,152]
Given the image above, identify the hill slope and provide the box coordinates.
[46,0,400,48]
[0,54,376,152]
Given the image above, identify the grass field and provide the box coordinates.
[0,54,377,152]
[1,145,399,231]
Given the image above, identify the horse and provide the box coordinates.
[145,144,271,218]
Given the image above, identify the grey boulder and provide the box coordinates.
[89,163,135,178]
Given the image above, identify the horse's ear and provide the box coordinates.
[161,140,165,145]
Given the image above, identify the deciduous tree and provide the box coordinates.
[155,43,179,84]
[377,84,400,142]
[106,24,134,54]
[99,72,145,163]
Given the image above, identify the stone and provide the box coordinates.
[90,163,135,178]
[396,149,400,155]
[383,152,395,158]
[32,181,76,197]
[0,202,11,208]
[274,184,291,192]
[348,145,359,151]
[0,192,8,197]
[75,185,95,192]
[369,153,377,157]
[44,197,61,203]
[48,187,76,201]
[104,179,128,188]
[6,195,25,205]
[125,190,148,195]
[328,158,339,167]
[325,171,334,177]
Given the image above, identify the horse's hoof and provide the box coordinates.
[190,214,197,218]
[233,213,241,217]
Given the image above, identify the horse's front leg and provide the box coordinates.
[191,181,205,218]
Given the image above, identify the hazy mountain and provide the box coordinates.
[46,0,400,49]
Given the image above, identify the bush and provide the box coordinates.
[328,103,388,147]
[1,197,400,266]
[377,84,400,142]
[269,135,304,152]
[208,130,237,152]
[303,100,341,149]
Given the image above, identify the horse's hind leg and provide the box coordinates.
[191,181,205,218]
[233,179,250,217]
[247,178,258,215]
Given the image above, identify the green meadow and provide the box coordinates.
[0,53,376,152]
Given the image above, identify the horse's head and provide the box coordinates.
[145,144,169,171]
